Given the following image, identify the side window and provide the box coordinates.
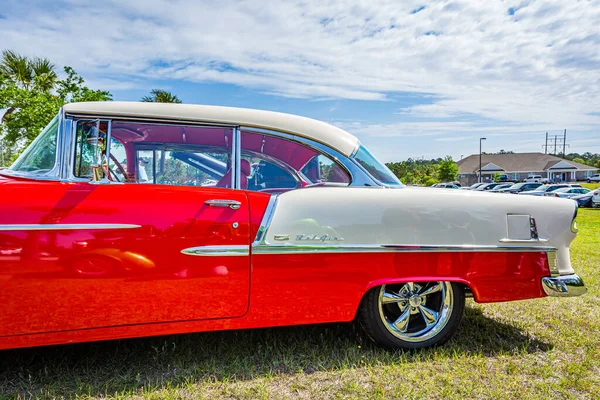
[135,147,229,186]
[74,120,108,180]
[241,131,350,193]
[301,155,351,184]
[72,119,233,186]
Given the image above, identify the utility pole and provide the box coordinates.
[542,131,570,157]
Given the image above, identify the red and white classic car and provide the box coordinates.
[0,102,586,350]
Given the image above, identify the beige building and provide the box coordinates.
[456,153,598,186]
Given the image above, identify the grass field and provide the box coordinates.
[1,210,599,399]
[581,182,600,190]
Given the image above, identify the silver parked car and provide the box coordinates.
[545,187,591,199]
[520,184,581,196]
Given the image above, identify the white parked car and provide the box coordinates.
[524,175,543,183]
[587,174,600,183]
[593,189,600,207]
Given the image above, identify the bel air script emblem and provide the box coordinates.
[296,234,344,242]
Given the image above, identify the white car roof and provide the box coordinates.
[63,102,360,157]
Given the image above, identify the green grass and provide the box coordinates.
[1,210,599,399]
[581,182,600,190]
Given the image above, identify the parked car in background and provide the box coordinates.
[465,183,485,190]
[497,182,543,194]
[488,183,515,192]
[571,192,594,208]
[524,175,543,183]
[520,184,582,197]
[0,102,586,351]
[593,189,600,208]
[476,182,505,191]
[545,187,591,199]
[587,174,600,183]
[433,183,460,189]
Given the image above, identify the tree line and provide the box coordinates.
[0,50,181,165]
[385,156,459,186]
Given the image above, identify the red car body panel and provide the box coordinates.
[0,177,550,350]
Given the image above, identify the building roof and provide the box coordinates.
[456,152,597,174]
[63,102,360,157]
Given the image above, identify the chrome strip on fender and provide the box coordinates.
[253,195,279,245]
[181,245,250,256]
[252,243,557,255]
[0,224,141,231]
[499,238,549,243]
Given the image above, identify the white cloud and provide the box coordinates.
[1,0,599,147]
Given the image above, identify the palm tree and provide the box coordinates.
[0,50,56,91]
[30,57,57,92]
[0,50,33,88]
[1,50,58,126]
[141,89,182,103]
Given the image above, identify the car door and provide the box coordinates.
[0,120,252,336]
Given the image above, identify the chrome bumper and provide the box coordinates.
[541,274,587,297]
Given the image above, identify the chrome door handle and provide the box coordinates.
[205,199,242,210]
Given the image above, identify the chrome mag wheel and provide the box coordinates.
[378,282,453,342]
[358,281,464,349]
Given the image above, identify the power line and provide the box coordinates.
[542,130,569,157]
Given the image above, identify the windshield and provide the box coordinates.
[353,145,401,186]
[9,116,59,176]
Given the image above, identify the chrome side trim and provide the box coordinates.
[0,224,141,231]
[181,245,249,256]
[253,195,279,244]
[499,238,549,243]
[252,243,557,255]
[541,274,586,297]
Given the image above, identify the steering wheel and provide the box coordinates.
[109,154,127,182]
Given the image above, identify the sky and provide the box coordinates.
[1,0,599,162]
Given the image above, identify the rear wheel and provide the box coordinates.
[359,281,465,349]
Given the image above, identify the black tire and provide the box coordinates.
[358,281,465,350]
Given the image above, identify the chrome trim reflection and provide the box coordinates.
[252,243,557,255]
[0,224,141,231]
[253,195,279,244]
[546,251,559,276]
[205,199,242,210]
[499,238,548,243]
[541,274,586,297]
[181,245,249,256]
